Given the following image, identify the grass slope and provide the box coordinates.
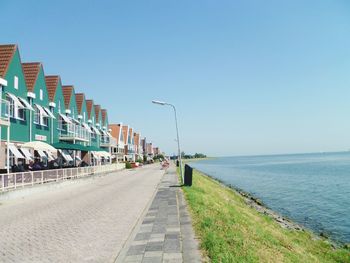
[181,169,350,263]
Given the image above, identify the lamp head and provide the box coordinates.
[152,100,166,105]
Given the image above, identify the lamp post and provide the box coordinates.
[152,100,183,183]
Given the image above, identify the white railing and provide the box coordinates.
[0,98,9,125]
[0,163,125,192]
[59,121,90,142]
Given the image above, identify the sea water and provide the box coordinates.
[189,152,350,243]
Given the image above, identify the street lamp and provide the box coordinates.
[152,100,183,183]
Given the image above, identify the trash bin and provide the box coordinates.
[184,164,193,186]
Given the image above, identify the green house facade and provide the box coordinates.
[0,45,30,143]
[0,44,124,171]
[45,75,67,144]
[86,99,99,148]
[22,62,53,144]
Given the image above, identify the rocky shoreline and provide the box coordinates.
[194,171,339,241]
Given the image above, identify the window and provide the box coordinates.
[34,105,40,124]
[40,89,43,100]
[6,95,14,118]
[58,101,61,113]
[5,149,15,168]
[17,108,25,120]
[58,116,64,131]
[34,104,49,126]
[41,113,48,126]
[5,95,25,120]
[83,112,86,122]
[14,76,18,90]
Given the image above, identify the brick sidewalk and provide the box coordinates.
[117,166,202,263]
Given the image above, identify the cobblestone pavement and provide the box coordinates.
[0,164,164,263]
[117,166,202,263]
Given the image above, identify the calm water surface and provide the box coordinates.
[189,152,350,243]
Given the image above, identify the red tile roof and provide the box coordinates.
[94,105,101,121]
[22,62,42,92]
[86,99,94,119]
[45,75,60,101]
[101,109,107,123]
[122,125,128,144]
[129,128,133,143]
[109,124,121,141]
[75,93,85,114]
[0,44,17,78]
[134,133,140,145]
[62,85,74,108]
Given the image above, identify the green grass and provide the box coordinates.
[179,168,350,263]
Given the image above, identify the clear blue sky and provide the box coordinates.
[2,0,350,156]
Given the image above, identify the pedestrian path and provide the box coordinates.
[0,164,164,262]
[117,165,202,263]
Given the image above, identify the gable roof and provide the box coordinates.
[101,109,107,123]
[134,133,140,145]
[22,62,42,92]
[86,99,94,119]
[129,128,133,143]
[0,44,17,78]
[94,105,101,121]
[45,75,60,101]
[62,85,74,108]
[75,93,85,114]
[122,125,129,144]
[109,124,122,142]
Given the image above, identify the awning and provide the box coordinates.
[99,151,111,158]
[17,97,34,111]
[45,150,55,161]
[7,93,24,108]
[58,149,73,162]
[8,144,25,159]
[101,130,108,136]
[59,113,72,124]
[19,148,33,161]
[43,107,56,119]
[37,150,48,159]
[91,151,100,159]
[69,117,80,124]
[82,123,93,133]
[91,126,101,135]
[35,104,49,117]
[75,156,82,161]
[106,132,112,137]
[22,141,57,152]
[52,142,88,151]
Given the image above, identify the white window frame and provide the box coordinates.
[14,76,18,90]
[33,105,40,124]
[6,94,25,120]
[33,104,49,126]
[40,89,43,100]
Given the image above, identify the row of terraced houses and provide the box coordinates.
[0,44,161,174]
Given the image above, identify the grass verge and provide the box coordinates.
[179,168,350,263]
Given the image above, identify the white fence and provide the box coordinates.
[0,163,125,192]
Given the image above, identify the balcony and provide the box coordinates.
[100,135,117,147]
[0,99,10,126]
[59,121,90,142]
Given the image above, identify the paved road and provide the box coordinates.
[0,164,164,263]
